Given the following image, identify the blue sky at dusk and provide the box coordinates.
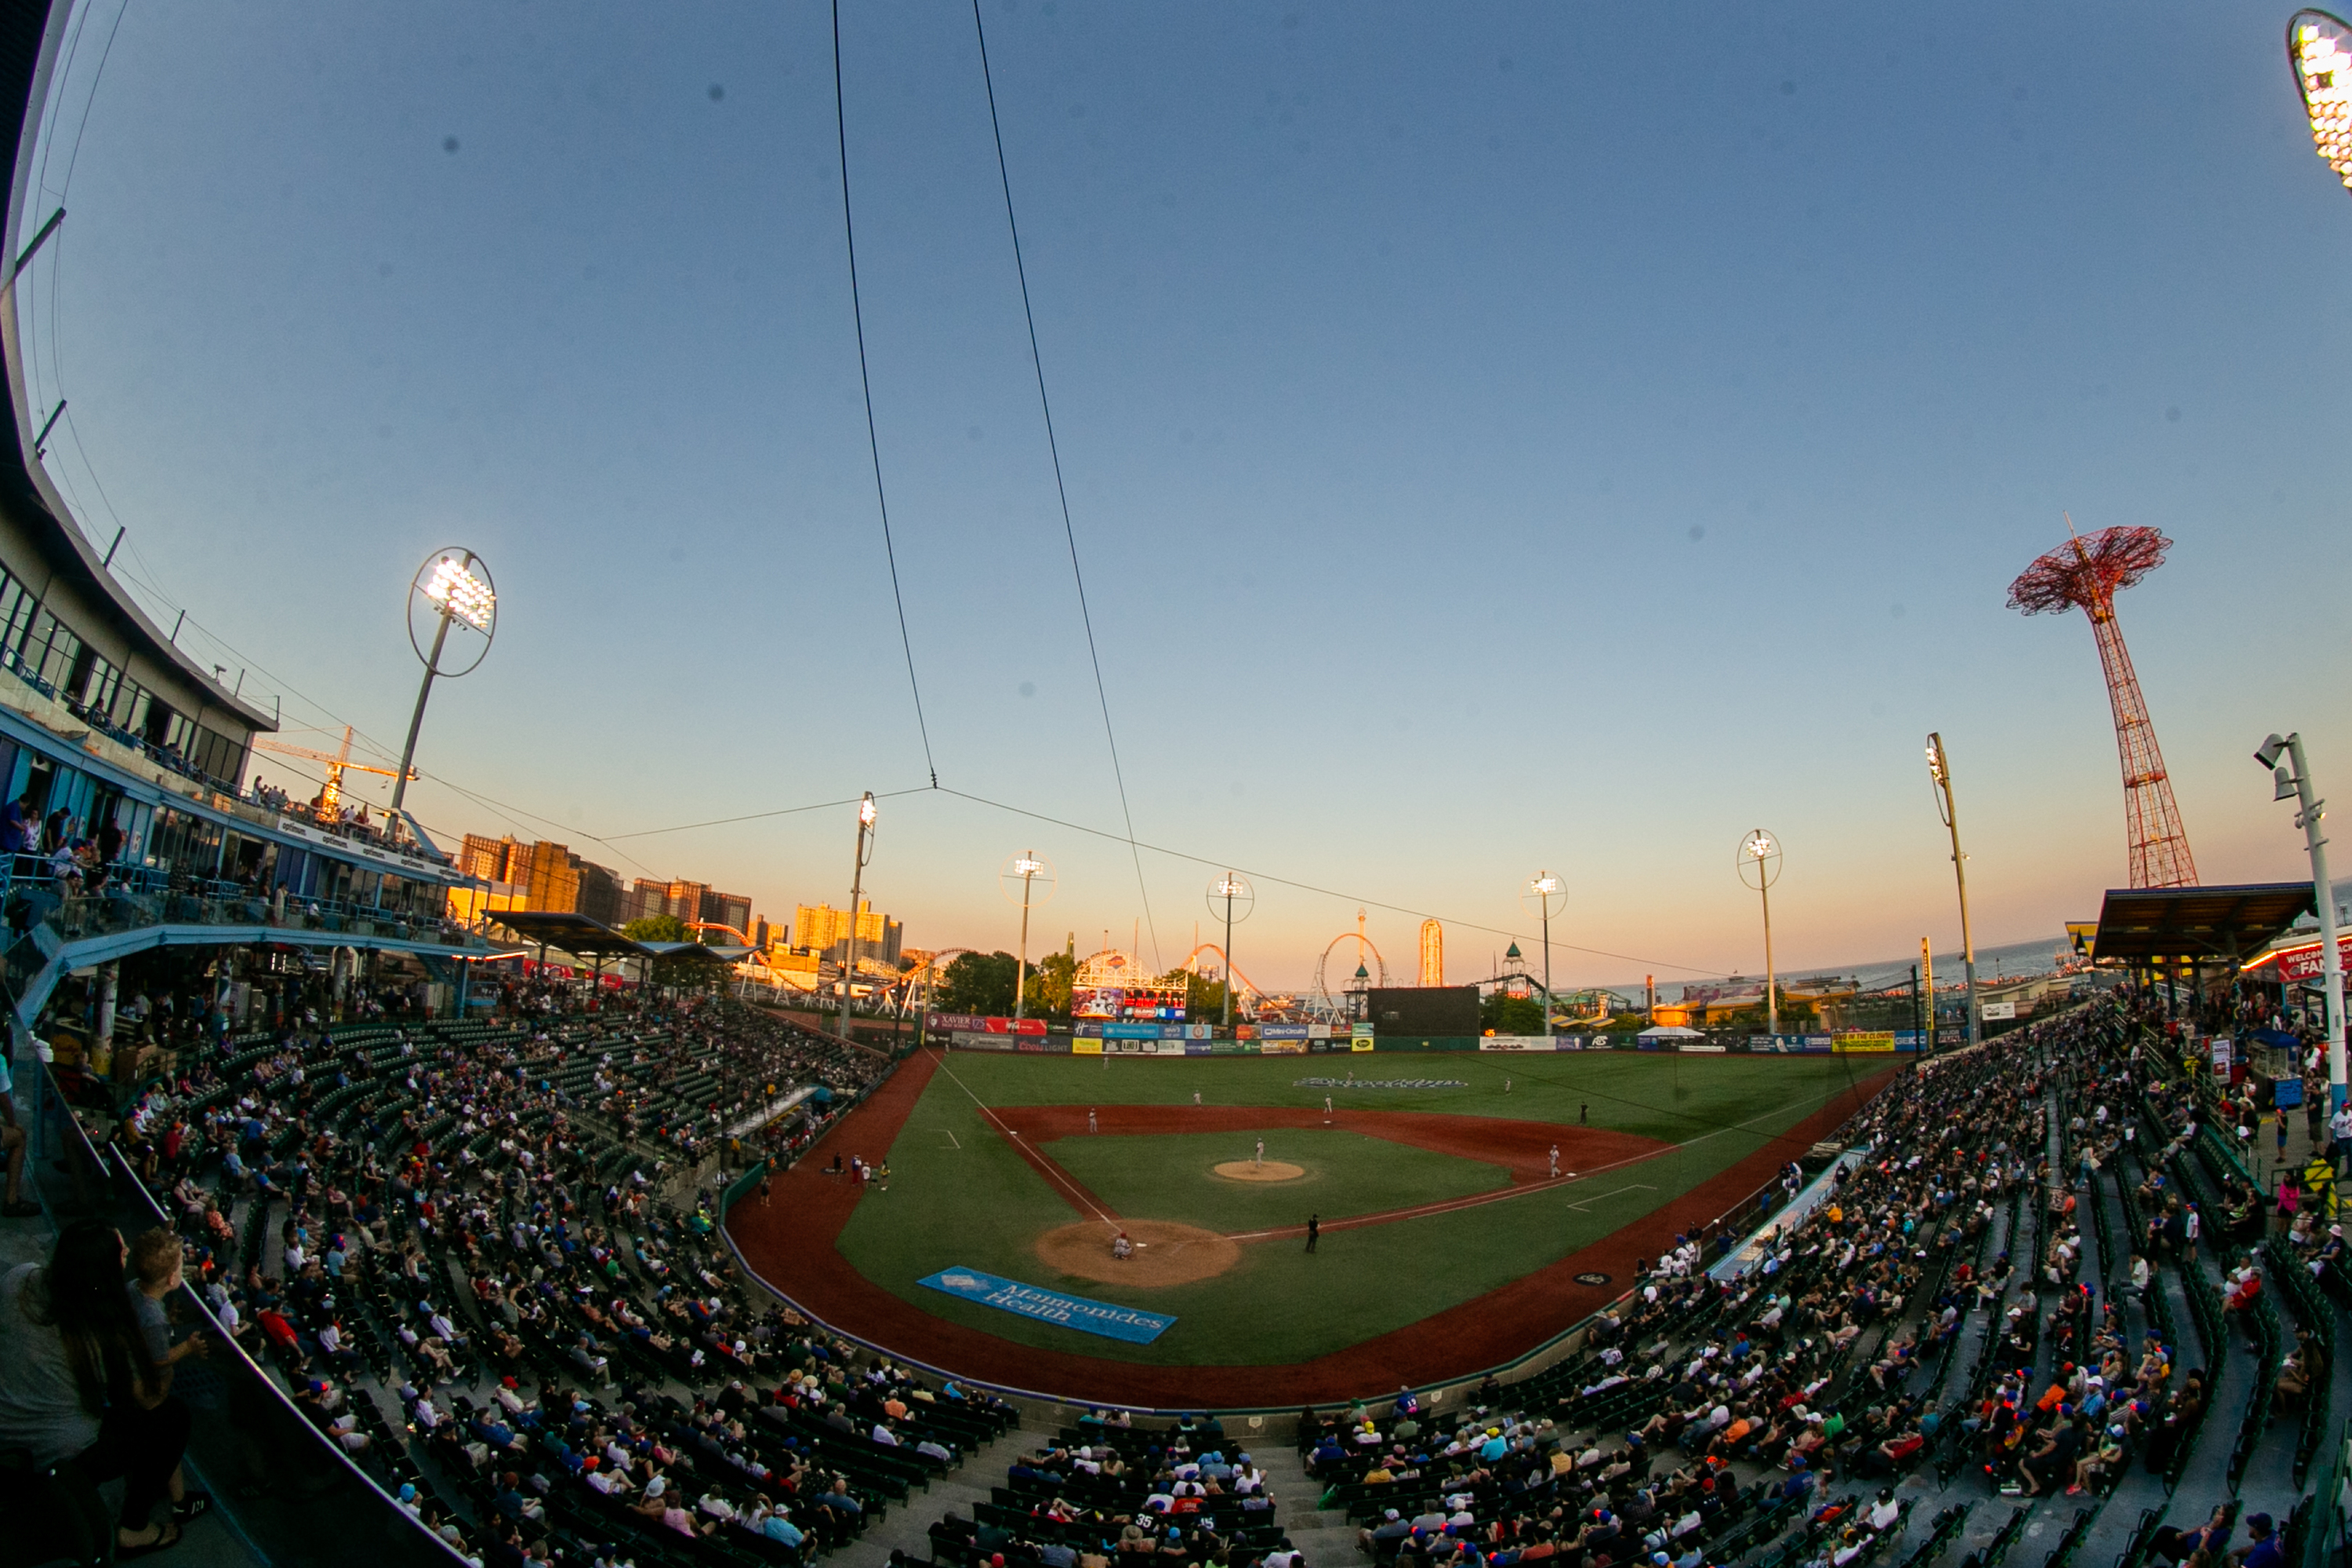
[16,0,2351,989]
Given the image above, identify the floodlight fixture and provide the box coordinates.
[1520,871,1570,1036]
[423,552,496,633]
[2290,10,2352,191]
[1923,731,1980,1049]
[1735,829,1782,1036]
[2256,729,2346,1106]
[1000,850,1055,1024]
[391,546,497,811]
[1207,872,1256,1029]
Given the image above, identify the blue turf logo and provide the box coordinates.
[920,1265,1177,1344]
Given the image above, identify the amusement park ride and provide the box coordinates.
[2008,518,2198,890]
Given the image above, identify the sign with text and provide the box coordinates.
[919,1267,1174,1343]
[927,1013,1046,1036]
[1831,1033,1896,1054]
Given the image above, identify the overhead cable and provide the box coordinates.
[830,0,938,789]
[968,0,1160,971]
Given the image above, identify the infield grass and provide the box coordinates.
[831,1050,1872,1368]
[1044,1127,1508,1231]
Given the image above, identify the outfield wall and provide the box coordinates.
[940,1030,1929,1055]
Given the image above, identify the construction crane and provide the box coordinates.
[251,726,415,818]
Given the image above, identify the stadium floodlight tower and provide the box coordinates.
[2006,521,2198,889]
[2257,732,2347,1109]
[390,549,496,814]
[999,851,1055,1025]
[839,793,876,1041]
[1520,873,1568,1036]
[1737,830,1782,1037]
[1205,873,1254,1029]
[1924,733,1981,1049]
[2289,11,2352,191]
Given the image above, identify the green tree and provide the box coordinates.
[1160,967,1239,1024]
[1480,991,1545,1035]
[938,951,1021,1017]
[1025,946,1078,1020]
[622,913,705,989]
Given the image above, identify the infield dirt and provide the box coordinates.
[1035,1219,1241,1285]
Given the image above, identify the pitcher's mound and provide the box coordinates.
[1036,1220,1240,1287]
[1214,1160,1305,1182]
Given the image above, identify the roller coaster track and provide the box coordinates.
[1179,942,1269,1005]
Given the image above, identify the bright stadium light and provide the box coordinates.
[840,792,877,1040]
[423,552,496,633]
[2256,731,2346,1108]
[999,851,1057,1025]
[391,547,497,813]
[1206,873,1256,1029]
[2290,11,2352,190]
[1736,829,1783,1037]
[1519,872,1569,1036]
[1925,731,1980,1050]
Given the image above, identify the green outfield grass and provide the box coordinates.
[831,1051,1872,1368]
[1043,1127,1509,1231]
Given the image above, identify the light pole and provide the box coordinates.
[1737,829,1782,1037]
[1205,873,1254,1029]
[391,550,496,815]
[1000,851,1055,1024]
[2258,733,2345,1109]
[839,793,876,1042]
[1521,873,1567,1036]
[1925,733,1981,1049]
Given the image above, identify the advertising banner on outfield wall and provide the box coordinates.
[1832,1033,1897,1054]
[1070,1039,1102,1055]
[950,1031,1016,1051]
[1258,1040,1308,1054]
[929,1013,1046,1036]
[1479,1036,1553,1051]
[1740,1035,1836,1054]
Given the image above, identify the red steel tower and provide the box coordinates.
[2007,523,2198,889]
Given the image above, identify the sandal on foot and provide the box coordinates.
[1,1200,42,1218]
[118,1521,183,1558]
[172,1491,213,1523]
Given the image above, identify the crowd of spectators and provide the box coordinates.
[9,962,2342,1568]
[1221,985,2331,1568]
[8,976,914,1564]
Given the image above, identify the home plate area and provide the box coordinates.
[1033,1218,1241,1285]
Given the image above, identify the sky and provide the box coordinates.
[13,0,2351,993]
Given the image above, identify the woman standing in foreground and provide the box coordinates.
[0,1220,192,1555]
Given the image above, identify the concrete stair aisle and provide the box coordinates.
[1254,1444,1360,1568]
[829,1423,1059,1568]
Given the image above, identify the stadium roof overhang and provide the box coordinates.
[485,909,756,964]
[0,3,275,735]
[2089,883,2315,964]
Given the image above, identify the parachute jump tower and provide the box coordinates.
[2007,521,2198,889]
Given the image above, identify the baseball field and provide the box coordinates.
[726,1046,1894,1407]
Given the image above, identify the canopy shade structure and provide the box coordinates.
[637,940,757,964]
[2089,883,2316,964]
[1638,1025,1708,1039]
[485,910,654,957]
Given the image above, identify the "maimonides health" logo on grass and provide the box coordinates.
[920,1266,1178,1344]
